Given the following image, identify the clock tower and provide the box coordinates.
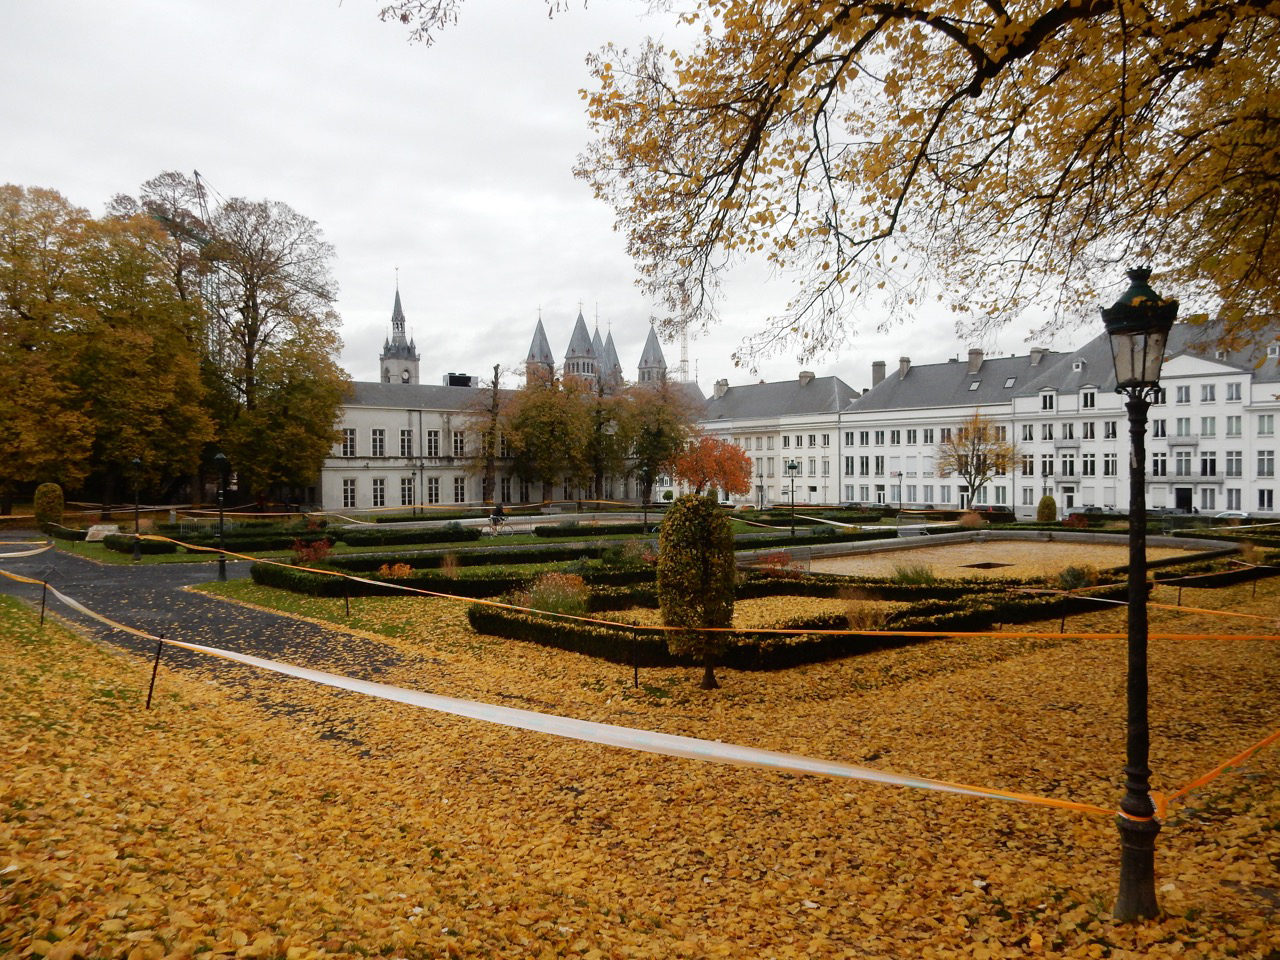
[379,288,420,384]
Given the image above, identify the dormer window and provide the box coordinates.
[1073,360,1085,371]
[1004,377,1016,387]
[968,381,980,390]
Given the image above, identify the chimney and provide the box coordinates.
[872,360,886,386]
[798,370,815,386]
[898,357,911,378]
[967,348,984,374]
[713,378,729,399]
[1030,347,1048,366]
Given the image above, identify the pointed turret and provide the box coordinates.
[379,287,420,383]
[564,309,598,382]
[601,331,624,391]
[637,325,668,383]
[525,318,556,385]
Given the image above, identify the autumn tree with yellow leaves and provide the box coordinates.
[934,411,1019,508]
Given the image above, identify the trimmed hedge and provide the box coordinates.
[370,510,489,524]
[533,521,654,538]
[327,543,613,573]
[338,523,483,547]
[45,523,88,542]
[181,532,330,553]
[102,533,178,555]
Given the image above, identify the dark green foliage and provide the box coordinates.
[101,533,177,554]
[338,522,483,547]
[532,521,654,538]
[1036,495,1058,522]
[657,494,736,688]
[45,523,87,542]
[326,543,615,573]
[370,510,489,524]
[33,483,63,530]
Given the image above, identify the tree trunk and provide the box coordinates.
[701,650,719,690]
[100,472,117,522]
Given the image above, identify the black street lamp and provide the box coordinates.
[1101,265,1178,921]
[785,459,800,538]
[131,458,143,562]
[756,464,764,511]
[214,452,230,582]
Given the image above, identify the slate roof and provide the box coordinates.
[602,331,624,383]
[347,381,499,411]
[525,319,555,366]
[849,351,1071,412]
[382,289,418,359]
[638,326,667,372]
[703,375,857,422]
[565,311,597,363]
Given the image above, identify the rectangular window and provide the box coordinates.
[1104,421,1117,439]
[756,436,763,450]
[399,477,414,506]
[1226,450,1242,477]
[994,485,1007,505]
[1041,455,1054,476]
[1082,453,1096,476]
[859,431,870,446]
[845,431,856,446]
[889,430,901,445]
[874,430,885,445]
[1041,394,1055,410]
[1021,454,1034,476]
[767,436,775,450]
[1022,488,1035,506]
[1200,488,1216,512]
[1260,489,1275,511]
[427,477,440,504]
[1175,451,1192,476]
[1260,451,1276,478]
[1041,423,1054,441]
[1226,415,1242,437]
[1227,488,1241,510]
[808,458,816,477]
[1176,385,1191,404]
[500,476,512,503]
[453,432,465,458]
[795,435,804,448]
[874,456,885,476]
[1060,455,1075,477]
[859,456,869,476]
[1082,421,1096,440]
[372,477,386,508]
[1201,417,1216,437]
[1151,453,1167,477]
[1152,387,1166,405]
[1104,453,1118,476]
[940,485,951,504]
[1021,424,1034,442]
[1260,414,1275,436]
[906,429,918,445]
[342,478,356,508]
[1061,422,1074,440]
[1082,392,1096,409]
[454,476,467,502]
[371,428,386,457]
[922,484,933,502]
[844,456,856,476]
[1226,382,1242,402]
[1201,384,1215,402]
[400,429,414,458]
[1151,419,1166,439]
[782,435,790,448]
[808,434,817,447]
[1176,417,1192,437]
[1200,452,1217,477]
[995,425,1008,442]
[340,428,356,457]
[922,429,934,444]
[940,428,952,443]
[821,459,830,477]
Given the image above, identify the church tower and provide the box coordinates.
[637,325,668,383]
[380,289,420,384]
[564,309,598,383]
[525,316,556,385]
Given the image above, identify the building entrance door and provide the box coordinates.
[1175,487,1193,512]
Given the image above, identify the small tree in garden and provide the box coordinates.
[1037,495,1058,522]
[33,483,64,530]
[667,435,752,497]
[657,494,736,689]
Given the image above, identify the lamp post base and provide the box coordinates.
[218,554,227,582]
[1114,814,1161,920]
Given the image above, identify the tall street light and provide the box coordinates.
[131,458,143,562]
[214,452,230,583]
[785,459,800,538]
[1101,265,1178,921]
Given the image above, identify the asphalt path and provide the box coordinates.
[0,535,412,748]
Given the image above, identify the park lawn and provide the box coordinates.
[2,576,1278,959]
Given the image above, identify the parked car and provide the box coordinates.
[970,505,1016,522]
[1215,510,1251,520]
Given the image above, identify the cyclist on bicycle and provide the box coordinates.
[491,502,506,528]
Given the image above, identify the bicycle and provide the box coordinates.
[484,515,512,537]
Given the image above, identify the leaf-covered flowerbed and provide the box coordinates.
[6,574,1280,957]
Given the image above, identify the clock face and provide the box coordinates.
[401,369,411,382]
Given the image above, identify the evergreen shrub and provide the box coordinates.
[33,483,64,530]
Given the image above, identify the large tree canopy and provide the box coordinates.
[384,0,1280,361]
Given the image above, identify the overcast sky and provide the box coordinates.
[3,0,1075,394]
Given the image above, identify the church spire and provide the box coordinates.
[380,285,420,384]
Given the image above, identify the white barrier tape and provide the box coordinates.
[21,573,1113,817]
[0,543,54,560]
